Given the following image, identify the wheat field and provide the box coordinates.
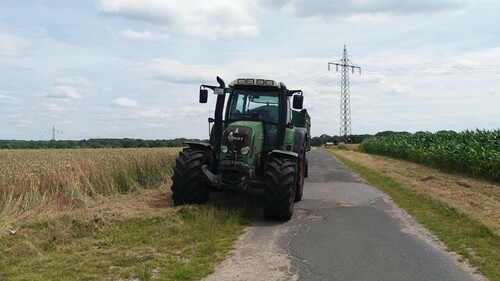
[0,148,180,225]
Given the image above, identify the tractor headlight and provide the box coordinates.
[240,146,250,155]
[221,145,229,153]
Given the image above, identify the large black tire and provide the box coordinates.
[264,155,297,220]
[305,158,308,178]
[171,148,210,205]
[295,145,306,202]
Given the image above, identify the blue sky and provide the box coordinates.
[1,0,499,140]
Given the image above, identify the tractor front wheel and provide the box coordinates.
[264,155,297,220]
[171,148,210,205]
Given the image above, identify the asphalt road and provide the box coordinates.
[203,150,485,281]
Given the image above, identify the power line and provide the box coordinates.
[363,64,500,76]
[328,44,361,143]
[289,71,331,87]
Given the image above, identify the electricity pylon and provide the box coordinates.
[328,44,361,143]
[45,125,62,141]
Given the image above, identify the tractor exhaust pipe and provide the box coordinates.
[212,77,226,162]
[216,76,225,88]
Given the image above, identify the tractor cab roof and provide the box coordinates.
[229,78,284,89]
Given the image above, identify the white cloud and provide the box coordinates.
[112,97,139,107]
[120,29,169,40]
[55,76,91,86]
[99,0,259,39]
[179,106,210,116]
[136,108,173,119]
[47,85,83,99]
[45,76,92,99]
[40,102,63,112]
[263,0,473,17]
[0,32,31,56]
[16,119,33,127]
[458,47,500,69]
[138,58,233,84]
[0,93,18,104]
[98,0,177,24]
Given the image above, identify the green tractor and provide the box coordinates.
[171,77,311,220]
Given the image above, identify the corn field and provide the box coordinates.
[0,148,180,220]
[359,130,500,182]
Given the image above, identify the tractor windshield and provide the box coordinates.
[227,89,279,123]
[227,88,280,150]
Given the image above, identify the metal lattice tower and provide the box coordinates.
[45,125,62,141]
[328,44,361,143]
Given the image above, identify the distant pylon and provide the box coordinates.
[45,125,62,141]
[328,44,361,143]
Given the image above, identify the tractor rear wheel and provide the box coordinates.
[264,155,297,220]
[305,158,308,178]
[295,146,306,202]
[171,148,210,205]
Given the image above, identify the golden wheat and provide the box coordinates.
[0,148,180,223]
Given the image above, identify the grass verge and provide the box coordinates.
[0,188,261,280]
[326,148,499,281]
[1,147,263,280]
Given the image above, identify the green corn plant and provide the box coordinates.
[360,130,500,182]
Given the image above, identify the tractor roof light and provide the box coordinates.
[231,78,277,87]
[264,80,274,86]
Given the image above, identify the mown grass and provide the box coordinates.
[0,204,251,281]
[0,148,261,280]
[327,148,500,281]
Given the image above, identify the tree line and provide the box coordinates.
[309,131,410,147]
[0,138,208,149]
[1,131,411,149]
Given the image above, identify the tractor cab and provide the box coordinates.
[226,84,281,151]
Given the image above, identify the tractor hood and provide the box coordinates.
[220,121,264,164]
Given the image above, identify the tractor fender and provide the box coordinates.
[184,141,213,152]
[269,149,299,159]
[292,128,307,154]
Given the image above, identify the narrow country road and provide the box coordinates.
[203,150,486,281]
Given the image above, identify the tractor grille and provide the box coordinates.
[221,126,253,158]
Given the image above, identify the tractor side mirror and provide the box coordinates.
[293,94,303,109]
[199,89,208,103]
